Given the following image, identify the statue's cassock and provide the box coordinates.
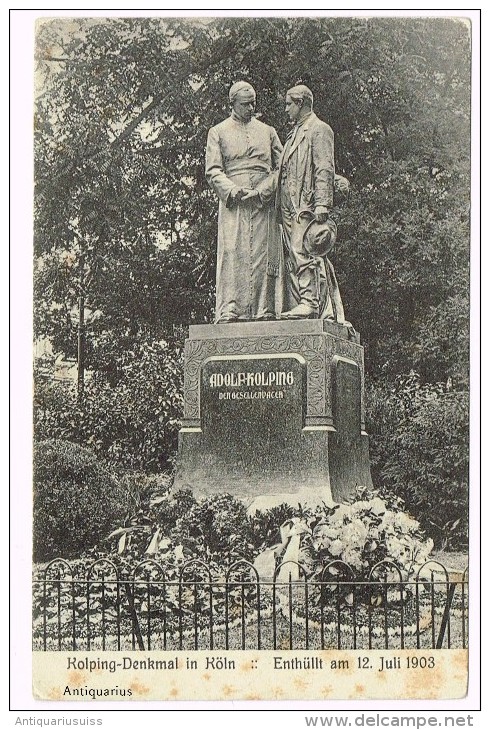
[206,114,283,323]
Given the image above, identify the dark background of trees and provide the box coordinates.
[33,16,471,549]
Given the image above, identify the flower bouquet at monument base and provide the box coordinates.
[253,486,434,611]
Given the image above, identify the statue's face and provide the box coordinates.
[285,94,302,123]
[232,90,256,123]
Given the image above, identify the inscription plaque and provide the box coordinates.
[201,355,306,454]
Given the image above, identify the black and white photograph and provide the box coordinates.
[10,7,481,713]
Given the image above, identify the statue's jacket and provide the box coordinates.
[276,111,335,217]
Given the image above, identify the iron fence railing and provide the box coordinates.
[33,558,468,651]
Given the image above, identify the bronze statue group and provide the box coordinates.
[206,81,349,325]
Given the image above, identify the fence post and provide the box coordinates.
[124,579,145,651]
[436,582,456,649]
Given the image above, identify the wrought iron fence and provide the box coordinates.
[33,558,468,651]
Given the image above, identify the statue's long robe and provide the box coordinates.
[206,116,283,322]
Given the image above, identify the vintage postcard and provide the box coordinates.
[12,8,480,711]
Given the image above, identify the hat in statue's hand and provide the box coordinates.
[302,216,337,257]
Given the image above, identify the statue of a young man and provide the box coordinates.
[206,81,283,323]
[278,84,343,321]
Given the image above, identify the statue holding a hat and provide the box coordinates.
[205,81,284,323]
[277,84,347,322]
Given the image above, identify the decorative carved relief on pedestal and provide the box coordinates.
[183,333,363,423]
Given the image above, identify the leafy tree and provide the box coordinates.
[35,20,216,366]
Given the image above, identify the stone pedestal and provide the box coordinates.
[174,320,372,510]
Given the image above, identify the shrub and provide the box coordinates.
[104,491,258,566]
[249,502,297,550]
[366,373,469,550]
[33,440,134,562]
[170,493,256,564]
[102,488,199,562]
[33,338,184,472]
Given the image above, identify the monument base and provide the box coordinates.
[174,319,372,511]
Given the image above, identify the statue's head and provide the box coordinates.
[285,84,313,123]
[229,81,256,123]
